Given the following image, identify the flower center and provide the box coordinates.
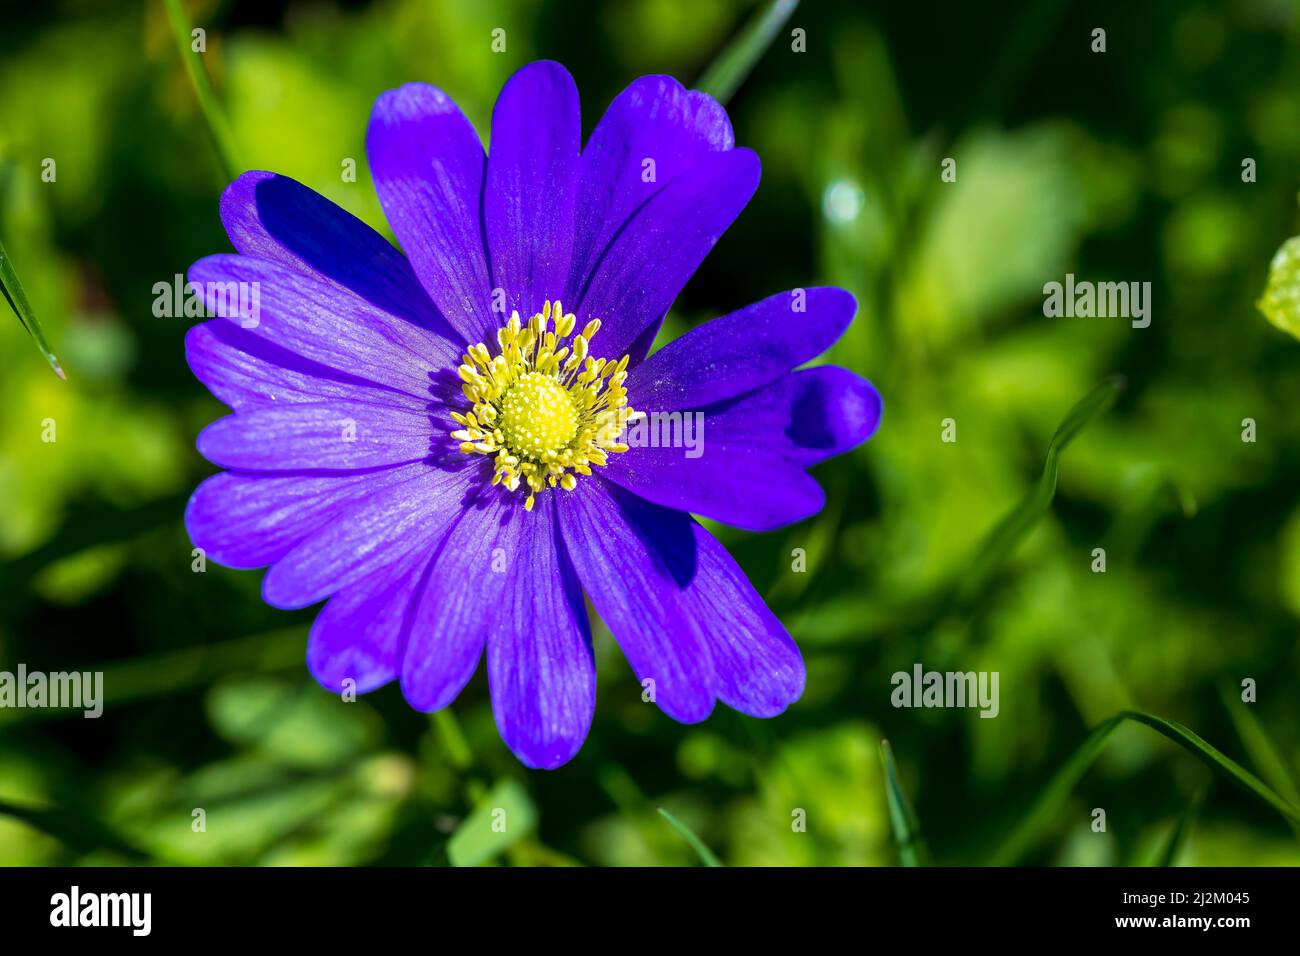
[450,300,640,511]
[497,372,579,459]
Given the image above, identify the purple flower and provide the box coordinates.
[184,62,882,769]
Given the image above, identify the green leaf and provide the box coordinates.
[656,807,723,867]
[1257,235,1300,339]
[958,376,1124,601]
[897,127,1088,346]
[992,710,1300,866]
[0,236,64,378]
[879,739,931,866]
[163,0,242,182]
[206,679,380,770]
[696,0,800,105]
[0,798,152,861]
[447,780,537,867]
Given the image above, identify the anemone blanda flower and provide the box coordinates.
[184,61,883,769]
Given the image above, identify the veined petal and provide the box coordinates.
[570,76,733,301]
[308,546,432,694]
[689,513,805,717]
[402,492,595,769]
[630,288,858,410]
[186,321,424,411]
[691,366,883,468]
[565,480,803,719]
[184,462,427,570]
[561,480,714,723]
[219,170,458,341]
[467,494,598,770]
[367,82,496,346]
[196,399,435,472]
[188,255,457,400]
[602,443,825,532]
[576,148,760,362]
[262,459,482,609]
[485,61,581,317]
[398,499,495,714]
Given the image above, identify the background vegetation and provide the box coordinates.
[2,0,1299,866]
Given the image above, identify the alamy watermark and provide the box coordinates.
[0,665,103,718]
[1043,273,1151,328]
[891,664,999,718]
[153,273,261,328]
[623,410,704,458]
[50,886,150,936]
[598,408,705,458]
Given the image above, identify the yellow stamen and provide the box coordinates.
[452,300,638,506]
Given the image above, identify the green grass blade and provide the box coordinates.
[879,739,931,866]
[163,0,241,181]
[990,715,1123,866]
[1121,710,1300,826]
[696,0,800,105]
[1218,684,1300,829]
[656,807,723,866]
[991,710,1300,866]
[0,236,64,379]
[1153,789,1204,867]
[432,709,474,773]
[959,376,1124,601]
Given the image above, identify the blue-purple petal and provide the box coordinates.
[398,496,514,715]
[485,62,581,317]
[576,148,761,361]
[564,479,803,719]
[219,170,458,341]
[185,321,417,411]
[561,481,715,723]
[261,460,481,610]
[184,464,427,570]
[188,254,456,400]
[693,366,883,468]
[308,548,431,694]
[367,83,496,346]
[196,399,434,472]
[630,287,858,409]
[689,514,805,717]
[395,509,488,712]
[400,492,596,769]
[479,495,595,769]
[601,443,825,532]
[569,76,733,304]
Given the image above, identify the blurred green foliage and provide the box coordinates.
[2,0,1299,866]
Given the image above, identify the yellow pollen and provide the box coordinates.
[497,372,579,459]
[450,299,642,510]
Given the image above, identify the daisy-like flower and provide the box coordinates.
[184,62,883,769]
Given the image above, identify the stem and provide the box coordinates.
[162,0,241,181]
